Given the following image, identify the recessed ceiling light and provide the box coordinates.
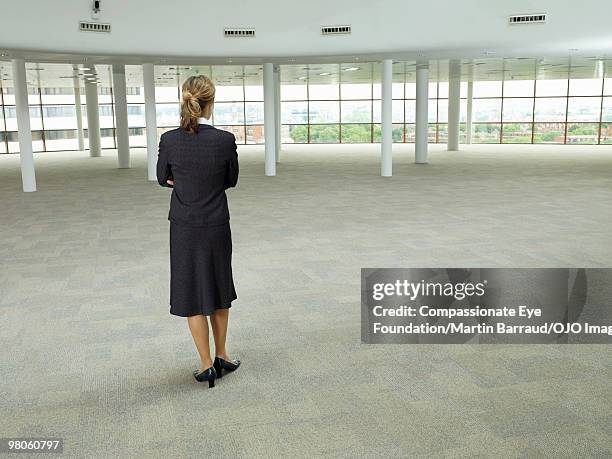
[298,76,307,80]
[344,67,359,71]
[319,72,331,76]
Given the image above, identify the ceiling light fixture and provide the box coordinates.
[319,72,331,76]
[344,67,359,71]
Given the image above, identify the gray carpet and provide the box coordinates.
[1,144,611,458]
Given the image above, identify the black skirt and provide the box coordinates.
[169,221,237,317]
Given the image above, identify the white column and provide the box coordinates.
[273,64,281,163]
[143,63,158,181]
[263,62,276,176]
[466,80,473,144]
[11,58,36,192]
[415,62,429,164]
[447,59,461,151]
[72,68,85,151]
[84,77,101,157]
[381,59,393,177]
[112,64,130,168]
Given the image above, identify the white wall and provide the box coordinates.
[0,1,611,59]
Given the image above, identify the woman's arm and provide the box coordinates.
[156,133,174,187]
[224,134,239,189]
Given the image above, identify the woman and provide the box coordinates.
[156,75,240,389]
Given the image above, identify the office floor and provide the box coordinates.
[1,144,611,458]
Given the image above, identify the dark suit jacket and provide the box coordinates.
[156,124,239,227]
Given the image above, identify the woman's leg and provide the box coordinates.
[187,315,213,370]
[210,308,231,360]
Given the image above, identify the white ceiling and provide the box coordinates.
[0,0,611,65]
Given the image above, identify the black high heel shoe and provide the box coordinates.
[193,366,217,388]
[213,356,241,378]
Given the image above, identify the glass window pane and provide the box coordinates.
[29,106,43,130]
[392,83,404,99]
[309,124,339,143]
[4,106,17,131]
[213,102,245,125]
[40,87,77,104]
[535,79,568,97]
[41,105,77,130]
[156,103,180,127]
[437,123,448,143]
[7,131,19,153]
[282,124,308,143]
[428,82,438,98]
[569,79,603,96]
[460,82,468,98]
[437,99,448,123]
[341,100,371,123]
[405,100,416,123]
[428,123,437,143]
[309,84,339,100]
[502,98,534,122]
[405,124,415,143]
[600,123,612,143]
[428,99,437,123]
[216,125,246,144]
[602,97,612,122]
[127,104,145,127]
[245,125,264,144]
[244,85,263,101]
[473,81,502,98]
[0,132,6,154]
[566,123,599,144]
[281,101,308,124]
[126,86,144,104]
[128,127,146,147]
[43,129,77,151]
[534,98,567,122]
[567,97,601,122]
[245,102,264,125]
[438,82,449,98]
[340,83,371,99]
[31,131,44,152]
[459,99,467,122]
[473,98,502,122]
[392,100,404,123]
[98,104,114,128]
[341,124,372,143]
[502,123,532,143]
[215,85,243,102]
[533,123,565,143]
[372,83,380,99]
[155,86,178,103]
[472,123,501,143]
[405,83,416,99]
[281,84,307,101]
[309,101,339,123]
[503,80,534,97]
[604,79,612,96]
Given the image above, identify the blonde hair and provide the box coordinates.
[180,75,216,134]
